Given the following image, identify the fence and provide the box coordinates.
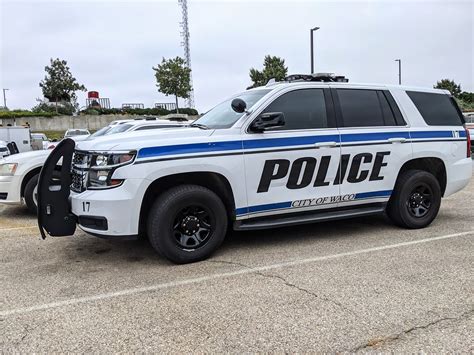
[0,114,197,132]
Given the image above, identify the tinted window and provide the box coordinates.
[337,89,385,127]
[262,89,328,130]
[407,91,463,126]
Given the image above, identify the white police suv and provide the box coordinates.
[37,74,472,264]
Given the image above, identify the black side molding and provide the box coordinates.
[233,203,386,231]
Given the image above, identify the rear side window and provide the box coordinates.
[262,89,329,130]
[406,91,464,126]
[336,89,404,127]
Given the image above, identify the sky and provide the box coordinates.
[0,0,473,113]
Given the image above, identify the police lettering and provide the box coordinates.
[257,151,390,193]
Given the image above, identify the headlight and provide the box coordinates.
[0,163,18,176]
[87,152,136,189]
[91,153,135,168]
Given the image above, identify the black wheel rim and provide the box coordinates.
[173,205,213,250]
[406,183,433,218]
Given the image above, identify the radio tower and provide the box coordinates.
[178,0,195,108]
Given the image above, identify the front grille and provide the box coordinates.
[71,151,90,193]
[0,192,8,200]
[0,147,8,152]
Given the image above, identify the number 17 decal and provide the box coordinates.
[82,202,90,212]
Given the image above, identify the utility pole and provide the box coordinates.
[178,0,195,109]
[2,88,8,109]
[395,59,402,85]
[310,27,320,74]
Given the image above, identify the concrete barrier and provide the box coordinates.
[0,114,197,132]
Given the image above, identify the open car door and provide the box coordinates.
[37,138,77,239]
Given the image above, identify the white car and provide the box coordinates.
[64,129,91,142]
[37,73,472,264]
[31,133,51,150]
[0,119,186,213]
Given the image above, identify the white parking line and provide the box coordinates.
[0,226,37,231]
[1,230,472,317]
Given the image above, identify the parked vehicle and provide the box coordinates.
[0,119,186,213]
[64,129,91,142]
[0,140,10,158]
[31,133,50,150]
[37,73,472,264]
[464,112,474,153]
[0,126,31,153]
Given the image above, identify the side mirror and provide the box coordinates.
[231,98,247,113]
[250,112,285,132]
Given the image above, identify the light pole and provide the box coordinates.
[310,27,320,74]
[2,88,8,109]
[395,59,402,85]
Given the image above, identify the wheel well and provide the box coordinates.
[397,158,447,196]
[20,167,41,198]
[139,172,236,235]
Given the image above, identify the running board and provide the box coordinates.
[233,204,386,231]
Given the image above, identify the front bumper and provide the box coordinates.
[70,178,146,237]
[0,175,23,204]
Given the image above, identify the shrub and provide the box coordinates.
[32,102,75,115]
[0,110,58,119]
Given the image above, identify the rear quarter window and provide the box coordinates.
[406,91,464,126]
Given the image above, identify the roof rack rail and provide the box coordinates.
[284,73,349,83]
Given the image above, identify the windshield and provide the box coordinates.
[106,124,133,134]
[88,126,112,139]
[66,130,88,136]
[193,89,271,129]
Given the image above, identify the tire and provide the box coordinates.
[387,170,441,229]
[147,184,228,264]
[24,174,39,215]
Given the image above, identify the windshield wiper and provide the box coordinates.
[189,123,210,130]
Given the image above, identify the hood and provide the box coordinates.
[0,149,50,164]
[75,127,216,152]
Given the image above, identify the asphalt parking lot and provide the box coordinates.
[1,170,473,352]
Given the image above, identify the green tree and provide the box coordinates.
[153,57,192,113]
[249,55,288,88]
[39,58,86,112]
[434,79,462,98]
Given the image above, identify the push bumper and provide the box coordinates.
[0,175,23,205]
[70,178,145,237]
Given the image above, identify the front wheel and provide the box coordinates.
[387,170,441,229]
[147,185,228,264]
[24,174,39,214]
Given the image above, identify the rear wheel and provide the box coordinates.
[387,170,441,229]
[24,174,39,214]
[147,185,228,264]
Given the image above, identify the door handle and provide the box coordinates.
[388,137,407,143]
[314,141,337,148]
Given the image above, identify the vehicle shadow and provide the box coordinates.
[59,214,393,265]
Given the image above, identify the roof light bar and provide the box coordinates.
[284,73,349,83]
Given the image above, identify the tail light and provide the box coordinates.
[466,127,471,158]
